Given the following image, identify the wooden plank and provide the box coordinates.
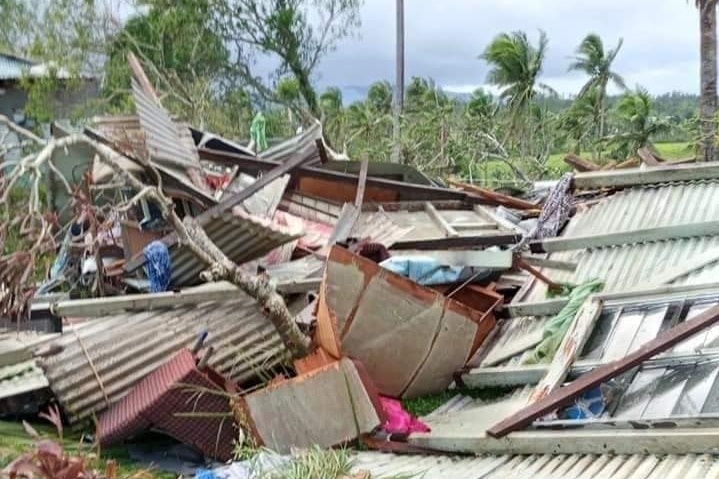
[600,160,618,170]
[615,158,641,169]
[275,277,322,294]
[327,203,361,245]
[472,204,524,234]
[531,220,719,253]
[525,299,603,404]
[354,159,369,207]
[564,154,600,172]
[637,147,661,166]
[49,285,239,316]
[410,427,719,455]
[487,303,719,438]
[391,250,514,269]
[392,234,521,251]
[424,202,459,238]
[573,162,719,190]
[521,256,577,272]
[462,365,550,388]
[447,179,537,210]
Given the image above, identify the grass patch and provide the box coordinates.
[654,141,694,160]
[402,387,513,418]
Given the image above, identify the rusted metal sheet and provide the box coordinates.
[98,349,235,460]
[487,304,719,438]
[316,246,496,398]
[40,295,285,424]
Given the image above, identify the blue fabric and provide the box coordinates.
[562,387,606,419]
[144,240,172,293]
[195,469,217,479]
[380,256,470,285]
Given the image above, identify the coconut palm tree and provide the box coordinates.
[480,30,553,150]
[694,0,719,161]
[569,34,626,146]
[606,87,671,157]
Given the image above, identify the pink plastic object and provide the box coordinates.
[380,396,431,435]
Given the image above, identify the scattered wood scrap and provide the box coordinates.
[564,154,600,172]
[447,179,537,210]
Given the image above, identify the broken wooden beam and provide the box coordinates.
[354,159,369,207]
[486,303,719,438]
[425,202,459,238]
[637,147,661,166]
[614,157,641,169]
[563,154,600,172]
[392,234,521,251]
[447,180,537,211]
[520,256,577,272]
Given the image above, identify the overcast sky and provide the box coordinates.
[317,0,702,96]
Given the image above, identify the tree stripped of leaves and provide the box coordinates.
[211,0,363,120]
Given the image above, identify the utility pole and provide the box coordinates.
[391,0,404,163]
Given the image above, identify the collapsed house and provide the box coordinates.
[4,54,719,479]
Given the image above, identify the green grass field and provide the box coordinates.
[472,142,695,187]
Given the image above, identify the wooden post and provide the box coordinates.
[391,0,404,163]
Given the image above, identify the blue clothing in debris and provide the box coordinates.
[380,255,476,286]
[144,240,171,293]
[195,470,218,479]
[562,387,606,420]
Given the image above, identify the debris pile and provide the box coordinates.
[6,54,719,478]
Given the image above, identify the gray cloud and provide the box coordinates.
[317,0,702,95]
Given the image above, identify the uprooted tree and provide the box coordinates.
[0,121,313,359]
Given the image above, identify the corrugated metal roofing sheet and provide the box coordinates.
[98,349,235,460]
[351,451,719,479]
[519,181,719,303]
[261,121,324,164]
[169,207,300,287]
[0,53,34,80]
[40,295,285,423]
[131,78,212,199]
[564,181,719,238]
